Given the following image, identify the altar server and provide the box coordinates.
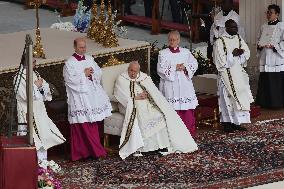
[213,19,253,132]
[210,0,244,45]
[14,60,66,161]
[114,61,198,159]
[256,4,284,109]
[63,37,112,161]
[157,30,198,137]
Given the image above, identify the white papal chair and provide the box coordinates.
[101,63,130,148]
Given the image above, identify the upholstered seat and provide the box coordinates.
[101,63,129,147]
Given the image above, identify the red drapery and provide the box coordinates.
[0,136,37,189]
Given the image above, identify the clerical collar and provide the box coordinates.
[222,31,237,38]
[72,53,86,61]
[169,46,180,53]
[268,19,279,25]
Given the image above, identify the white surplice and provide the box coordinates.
[157,47,198,110]
[14,68,66,153]
[258,22,284,72]
[210,10,245,44]
[63,55,112,124]
[213,33,254,125]
[114,71,198,159]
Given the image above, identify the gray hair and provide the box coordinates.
[128,61,140,69]
[168,30,180,39]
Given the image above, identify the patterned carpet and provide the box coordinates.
[56,119,284,189]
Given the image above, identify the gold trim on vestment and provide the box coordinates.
[220,36,243,109]
[226,68,243,109]
[33,116,41,142]
[119,81,137,150]
[50,129,66,142]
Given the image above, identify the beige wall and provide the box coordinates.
[239,0,283,95]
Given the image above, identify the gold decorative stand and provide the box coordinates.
[33,0,46,59]
[87,0,119,48]
[87,3,98,40]
[103,0,119,47]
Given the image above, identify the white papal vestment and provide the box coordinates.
[114,71,198,159]
[14,69,66,160]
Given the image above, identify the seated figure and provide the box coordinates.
[114,61,198,159]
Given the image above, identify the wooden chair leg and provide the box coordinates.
[212,108,219,128]
[104,134,110,148]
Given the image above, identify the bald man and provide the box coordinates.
[63,37,112,161]
[114,61,198,159]
[157,31,199,137]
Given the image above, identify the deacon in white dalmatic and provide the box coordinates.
[114,61,198,159]
[213,19,253,132]
[63,37,112,161]
[14,60,66,161]
[157,30,198,137]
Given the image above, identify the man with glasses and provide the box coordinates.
[256,4,284,109]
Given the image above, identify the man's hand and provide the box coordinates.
[135,91,148,100]
[232,48,244,56]
[176,63,185,71]
[34,78,43,88]
[84,67,94,77]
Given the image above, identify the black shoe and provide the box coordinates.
[232,124,247,131]
[158,148,168,153]
[222,122,234,133]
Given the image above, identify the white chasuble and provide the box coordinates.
[14,69,66,150]
[63,55,112,124]
[157,47,198,110]
[114,72,198,159]
[213,33,254,125]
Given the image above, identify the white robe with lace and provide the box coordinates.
[157,47,198,110]
[63,55,112,124]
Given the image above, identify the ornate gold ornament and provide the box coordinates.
[87,3,98,40]
[33,0,46,59]
[102,55,124,68]
[87,0,119,47]
[102,0,119,47]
